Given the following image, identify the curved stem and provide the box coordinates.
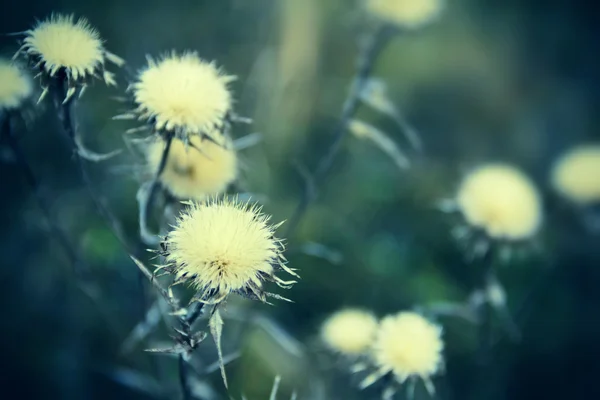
[139,134,173,245]
[1,111,84,275]
[284,26,395,238]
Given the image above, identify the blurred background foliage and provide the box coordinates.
[1,0,600,399]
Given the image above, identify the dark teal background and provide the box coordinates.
[1,0,600,399]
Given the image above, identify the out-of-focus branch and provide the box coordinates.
[1,110,84,275]
[284,26,395,238]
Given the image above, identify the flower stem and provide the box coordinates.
[178,354,192,400]
[1,110,84,275]
[284,26,395,238]
[139,133,173,245]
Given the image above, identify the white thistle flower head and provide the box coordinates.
[131,52,235,141]
[372,312,443,383]
[365,0,444,29]
[0,59,33,111]
[160,198,298,305]
[147,134,238,201]
[321,309,378,356]
[16,14,124,93]
[551,145,600,205]
[456,164,542,240]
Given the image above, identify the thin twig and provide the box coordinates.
[1,111,84,275]
[139,133,173,245]
[284,26,395,238]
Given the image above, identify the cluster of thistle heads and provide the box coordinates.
[1,1,600,399]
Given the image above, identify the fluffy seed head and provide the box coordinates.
[456,164,542,240]
[162,198,295,304]
[18,14,122,85]
[372,312,443,381]
[321,309,378,356]
[132,52,234,139]
[148,134,238,201]
[365,0,443,29]
[551,145,600,204]
[0,59,32,110]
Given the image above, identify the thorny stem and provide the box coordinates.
[52,75,138,257]
[0,112,84,275]
[139,133,173,245]
[284,26,395,238]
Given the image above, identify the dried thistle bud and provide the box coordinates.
[552,145,600,205]
[321,309,378,356]
[15,14,124,101]
[147,134,238,201]
[0,58,33,111]
[371,312,443,388]
[456,164,542,241]
[130,52,235,141]
[160,198,298,305]
[365,0,444,29]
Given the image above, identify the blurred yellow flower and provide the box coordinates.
[0,59,32,110]
[321,309,378,356]
[147,134,237,201]
[365,0,443,29]
[132,52,234,139]
[372,312,443,382]
[552,145,600,204]
[17,14,123,86]
[457,164,542,240]
[162,198,298,304]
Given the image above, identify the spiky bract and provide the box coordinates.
[16,14,123,92]
[147,134,238,201]
[131,52,234,140]
[160,198,297,304]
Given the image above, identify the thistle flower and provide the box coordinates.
[128,52,235,141]
[160,198,298,305]
[321,309,378,356]
[365,0,444,29]
[147,134,238,201]
[0,59,33,111]
[551,145,600,204]
[455,164,542,241]
[15,14,124,102]
[369,312,443,391]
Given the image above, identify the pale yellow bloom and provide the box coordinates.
[372,312,443,382]
[147,134,237,200]
[457,164,542,240]
[552,145,600,204]
[161,198,297,304]
[0,59,32,110]
[17,14,123,87]
[365,0,443,29]
[321,309,378,355]
[132,52,234,139]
